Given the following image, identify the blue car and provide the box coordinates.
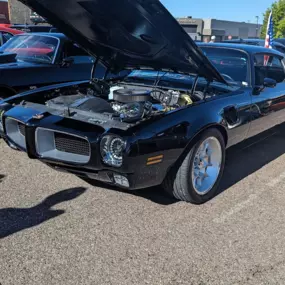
[0,32,106,99]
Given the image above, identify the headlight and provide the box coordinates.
[100,135,126,167]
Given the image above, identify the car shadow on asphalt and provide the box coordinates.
[218,124,285,195]
[0,187,87,239]
[81,178,177,206]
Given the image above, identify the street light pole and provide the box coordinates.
[256,16,259,38]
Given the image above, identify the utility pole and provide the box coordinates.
[256,16,259,38]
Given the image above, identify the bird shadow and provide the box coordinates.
[0,187,87,239]
[0,174,5,183]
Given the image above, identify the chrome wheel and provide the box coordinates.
[192,137,222,195]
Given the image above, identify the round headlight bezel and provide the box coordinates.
[100,135,126,167]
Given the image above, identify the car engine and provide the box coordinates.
[44,82,194,124]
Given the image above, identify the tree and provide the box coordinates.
[261,0,285,39]
[260,8,271,38]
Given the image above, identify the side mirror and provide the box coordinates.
[263,77,277,88]
[253,78,277,95]
[60,57,74,68]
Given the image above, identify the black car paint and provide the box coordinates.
[202,43,285,141]
[0,33,97,95]
[2,44,285,190]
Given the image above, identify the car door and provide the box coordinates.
[248,52,285,137]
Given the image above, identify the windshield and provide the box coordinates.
[124,48,248,88]
[124,70,240,93]
[125,70,196,87]
[200,47,249,85]
[0,34,59,63]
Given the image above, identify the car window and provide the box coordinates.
[254,54,285,85]
[200,47,249,86]
[2,32,13,44]
[0,34,59,63]
[62,42,89,58]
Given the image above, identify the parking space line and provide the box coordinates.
[214,170,285,224]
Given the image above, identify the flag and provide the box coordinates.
[264,11,274,65]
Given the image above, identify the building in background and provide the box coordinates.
[177,17,262,42]
[6,1,263,41]
[9,0,31,24]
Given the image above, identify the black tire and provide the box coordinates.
[163,128,226,204]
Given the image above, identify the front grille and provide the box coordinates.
[35,128,91,164]
[18,123,25,136]
[5,118,26,150]
[54,133,90,156]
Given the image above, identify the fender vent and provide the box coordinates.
[224,106,238,125]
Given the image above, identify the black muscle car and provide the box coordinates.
[0,33,99,99]
[1,0,285,204]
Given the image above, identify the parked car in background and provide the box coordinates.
[0,32,98,98]
[222,38,285,54]
[30,12,47,24]
[2,0,285,204]
[10,24,54,33]
[274,38,285,46]
[0,25,24,45]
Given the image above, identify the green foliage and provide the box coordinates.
[261,0,285,39]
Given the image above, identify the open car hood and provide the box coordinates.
[20,0,226,83]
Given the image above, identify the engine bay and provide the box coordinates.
[18,78,229,129]
[42,79,218,124]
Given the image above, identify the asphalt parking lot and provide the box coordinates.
[2,126,285,285]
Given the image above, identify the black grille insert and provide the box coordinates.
[54,133,90,156]
[18,123,25,136]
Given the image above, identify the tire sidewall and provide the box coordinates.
[186,128,226,204]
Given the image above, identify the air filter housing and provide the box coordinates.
[113,88,151,103]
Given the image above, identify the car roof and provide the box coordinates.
[223,38,285,47]
[15,32,68,40]
[197,42,284,57]
[0,27,24,34]
[11,24,52,28]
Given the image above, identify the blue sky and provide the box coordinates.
[161,0,275,23]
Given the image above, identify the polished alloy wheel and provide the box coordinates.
[191,137,222,195]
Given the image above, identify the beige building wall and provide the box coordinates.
[8,0,31,24]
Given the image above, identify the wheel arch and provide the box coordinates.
[165,123,228,179]
[184,123,228,158]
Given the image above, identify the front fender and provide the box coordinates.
[0,80,89,104]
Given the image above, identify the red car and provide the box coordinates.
[0,25,24,45]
